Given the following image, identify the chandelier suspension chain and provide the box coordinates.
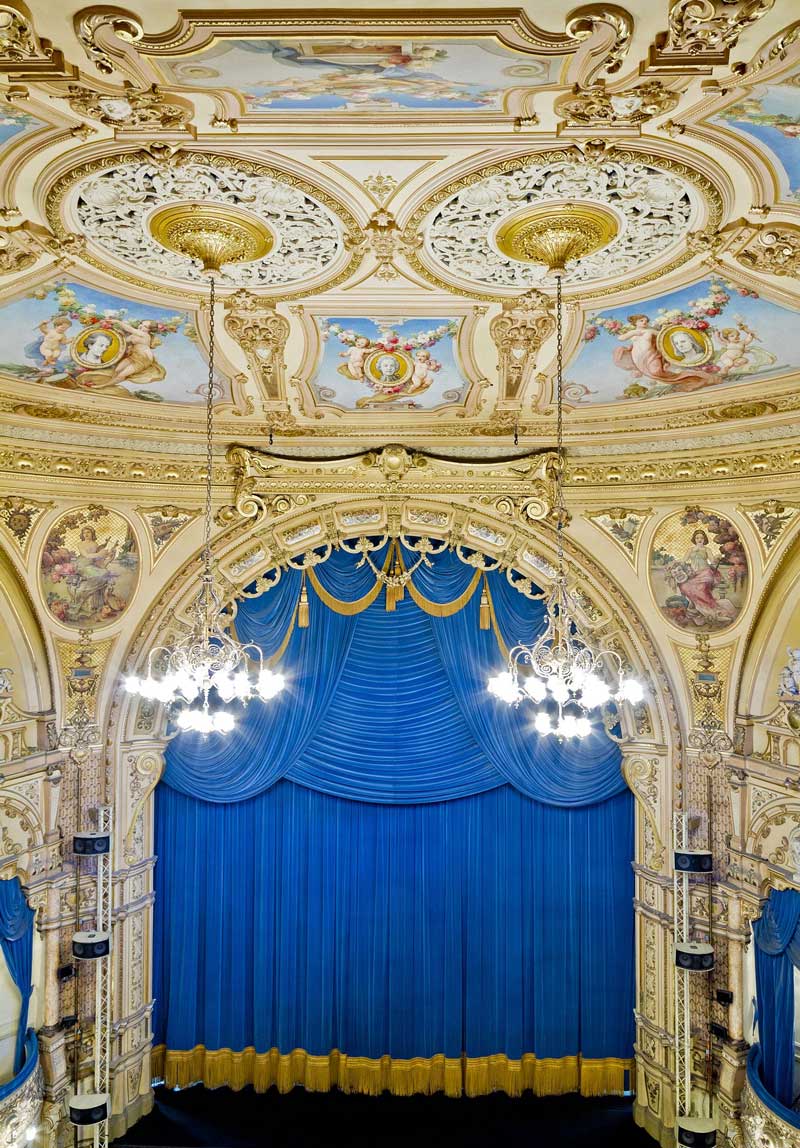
[555,271,565,582]
[123,247,285,734]
[203,275,215,586]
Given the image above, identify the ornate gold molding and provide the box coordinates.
[223,291,290,406]
[224,443,559,526]
[401,145,724,303]
[43,147,366,303]
[556,80,679,131]
[60,82,194,132]
[0,1,78,80]
[489,290,555,406]
[646,0,777,73]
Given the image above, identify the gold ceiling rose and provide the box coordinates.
[494,202,619,273]
[148,202,274,274]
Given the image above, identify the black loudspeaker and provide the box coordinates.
[674,850,712,873]
[72,930,110,960]
[73,832,111,855]
[675,942,714,972]
[677,1117,716,1146]
[68,1094,109,1126]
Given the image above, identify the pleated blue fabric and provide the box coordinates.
[0,877,34,1076]
[154,548,634,1078]
[753,888,800,1107]
[153,782,634,1064]
[163,548,625,807]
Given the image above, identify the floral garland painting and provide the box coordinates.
[40,506,138,629]
[0,281,224,404]
[649,508,748,633]
[314,317,465,410]
[566,278,798,404]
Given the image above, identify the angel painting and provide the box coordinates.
[573,278,794,404]
[317,317,462,411]
[0,282,214,405]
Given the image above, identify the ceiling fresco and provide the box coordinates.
[154,38,562,112]
[713,64,800,203]
[0,1,795,448]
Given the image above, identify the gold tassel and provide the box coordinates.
[479,585,490,630]
[386,583,397,611]
[298,582,309,628]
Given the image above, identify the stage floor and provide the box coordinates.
[114,1085,654,1147]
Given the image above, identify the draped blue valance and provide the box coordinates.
[0,877,35,1077]
[163,547,624,807]
[753,889,800,1109]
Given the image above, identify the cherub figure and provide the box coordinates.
[338,335,371,380]
[31,316,72,374]
[714,322,776,378]
[407,348,439,395]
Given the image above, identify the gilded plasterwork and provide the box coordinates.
[1,5,799,1148]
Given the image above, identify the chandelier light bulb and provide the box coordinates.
[619,678,644,704]
[534,712,553,736]
[521,675,547,703]
[488,671,521,705]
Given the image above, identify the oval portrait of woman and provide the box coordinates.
[656,324,713,367]
[649,507,749,633]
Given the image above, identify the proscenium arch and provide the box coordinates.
[0,541,53,716]
[108,487,682,807]
[103,487,682,1126]
[736,526,800,718]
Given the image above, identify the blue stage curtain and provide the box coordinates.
[154,547,633,1095]
[163,548,625,808]
[0,877,35,1075]
[154,782,634,1080]
[753,889,800,1107]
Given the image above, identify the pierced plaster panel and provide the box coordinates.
[68,158,350,291]
[421,156,702,295]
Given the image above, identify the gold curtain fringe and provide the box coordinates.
[151,1045,633,1100]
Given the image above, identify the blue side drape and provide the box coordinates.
[164,549,625,808]
[0,877,35,1076]
[153,782,634,1065]
[753,888,800,1108]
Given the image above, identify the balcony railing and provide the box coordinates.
[0,1031,43,1148]
[742,1044,800,1148]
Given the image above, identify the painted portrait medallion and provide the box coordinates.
[656,324,714,368]
[315,317,465,411]
[70,324,126,370]
[649,508,748,633]
[39,506,139,629]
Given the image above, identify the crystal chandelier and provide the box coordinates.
[124,204,285,733]
[488,203,644,738]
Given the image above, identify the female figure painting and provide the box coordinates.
[649,509,748,633]
[40,507,138,629]
[0,282,216,404]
